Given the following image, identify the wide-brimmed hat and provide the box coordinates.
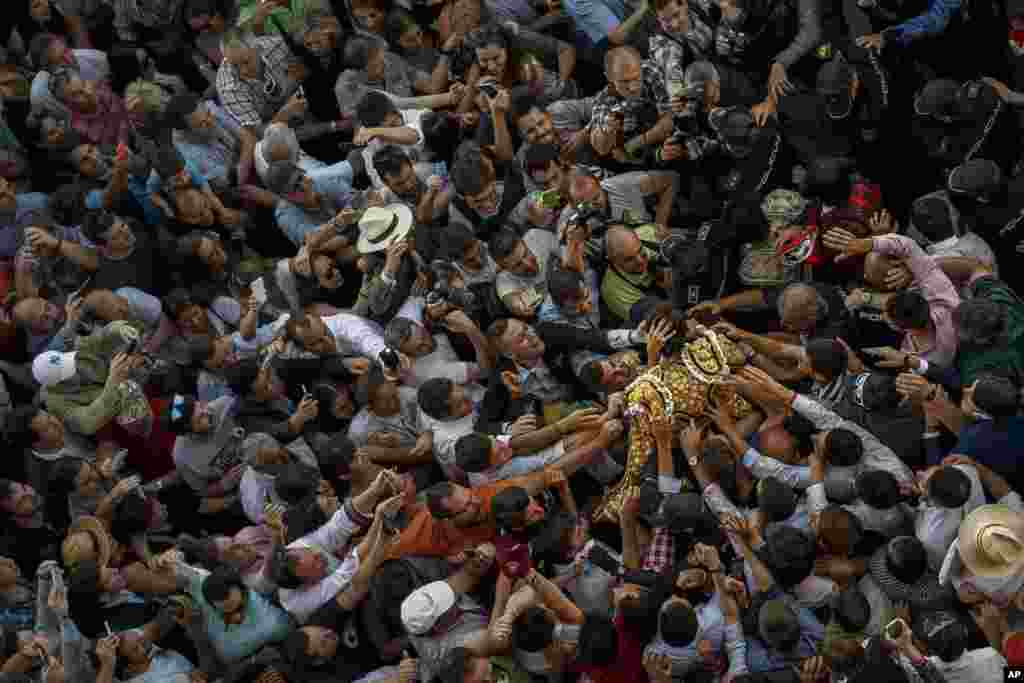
[958,504,1024,578]
[356,204,414,255]
[62,516,112,569]
[401,580,456,635]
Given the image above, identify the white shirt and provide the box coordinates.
[278,505,363,624]
[928,648,1006,683]
[915,465,987,572]
[393,298,478,387]
[420,383,486,476]
[347,386,422,448]
[323,313,387,360]
[362,109,427,190]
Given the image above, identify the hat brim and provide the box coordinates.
[356,204,414,254]
[958,504,1024,578]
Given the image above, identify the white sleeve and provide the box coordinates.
[281,547,361,623]
[303,504,361,552]
[395,296,426,325]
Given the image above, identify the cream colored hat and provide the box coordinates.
[958,504,1024,578]
[356,204,414,255]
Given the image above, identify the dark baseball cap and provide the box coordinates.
[948,158,1002,196]
[758,599,801,650]
[817,58,854,119]
[914,79,960,119]
[909,194,956,243]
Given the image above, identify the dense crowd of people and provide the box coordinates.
[0,0,1022,680]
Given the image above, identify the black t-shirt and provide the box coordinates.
[89,231,159,294]
[453,159,528,241]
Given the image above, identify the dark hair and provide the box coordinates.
[973,373,1019,420]
[46,459,82,531]
[856,470,900,509]
[576,614,619,666]
[617,575,671,646]
[269,546,305,590]
[82,211,120,245]
[548,267,585,307]
[110,493,150,544]
[913,612,967,662]
[451,142,490,196]
[885,536,926,584]
[282,629,311,669]
[4,405,40,452]
[186,336,216,366]
[201,565,244,604]
[954,298,1007,348]
[660,602,699,647]
[373,144,410,181]
[424,481,457,519]
[421,112,463,167]
[454,433,492,473]
[491,486,530,530]
[489,229,521,262]
[928,466,972,508]
[224,357,262,396]
[355,91,397,128]
[466,23,507,51]
[510,88,542,123]
[49,185,88,227]
[342,36,377,70]
[515,606,555,652]
[418,378,454,420]
[760,526,816,589]
[834,587,871,633]
[385,8,420,48]
[805,338,848,380]
[436,646,471,683]
[439,222,477,260]
[887,291,930,330]
[578,360,606,396]
[523,143,560,175]
[826,428,863,467]
[757,477,797,522]
[782,412,817,455]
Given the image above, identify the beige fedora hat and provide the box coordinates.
[958,504,1024,578]
[356,204,414,255]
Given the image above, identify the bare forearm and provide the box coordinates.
[621,519,641,569]
[720,289,768,310]
[368,127,421,145]
[557,46,576,81]
[492,110,514,161]
[654,179,677,226]
[509,423,564,454]
[56,239,100,271]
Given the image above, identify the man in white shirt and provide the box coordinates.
[347,367,432,467]
[913,464,986,572]
[383,298,491,387]
[285,311,389,363]
[265,471,399,623]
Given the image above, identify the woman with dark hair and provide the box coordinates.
[458,22,576,112]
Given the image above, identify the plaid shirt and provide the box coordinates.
[112,0,186,39]
[216,36,298,129]
[642,526,675,574]
[591,60,667,140]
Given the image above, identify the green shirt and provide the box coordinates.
[960,276,1024,386]
[237,0,319,35]
[600,223,658,323]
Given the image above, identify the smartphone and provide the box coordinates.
[537,189,561,209]
[250,277,267,306]
[885,617,907,640]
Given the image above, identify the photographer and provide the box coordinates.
[492,228,560,320]
[601,225,672,325]
[560,170,679,235]
[383,296,493,388]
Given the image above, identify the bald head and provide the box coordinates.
[605,46,642,78]
[606,227,639,263]
[778,283,820,335]
[863,252,892,290]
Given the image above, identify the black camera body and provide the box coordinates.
[426,259,476,310]
[334,220,361,246]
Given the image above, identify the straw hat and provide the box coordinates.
[356,204,414,255]
[958,504,1024,578]
[61,516,112,570]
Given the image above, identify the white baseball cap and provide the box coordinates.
[401,580,455,636]
[32,351,77,387]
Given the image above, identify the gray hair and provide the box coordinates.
[777,282,828,320]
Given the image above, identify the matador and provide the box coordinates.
[593,324,753,524]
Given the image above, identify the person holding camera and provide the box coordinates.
[383,296,492,388]
[33,321,151,437]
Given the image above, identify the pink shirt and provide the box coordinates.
[71,84,143,146]
[872,234,961,367]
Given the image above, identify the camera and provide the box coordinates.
[426,259,476,309]
[333,218,361,246]
[565,202,607,240]
[478,80,499,98]
[379,347,401,372]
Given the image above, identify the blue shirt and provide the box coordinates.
[274,160,355,247]
[885,0,962,45]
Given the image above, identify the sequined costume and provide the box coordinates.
[593,326,752,524]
